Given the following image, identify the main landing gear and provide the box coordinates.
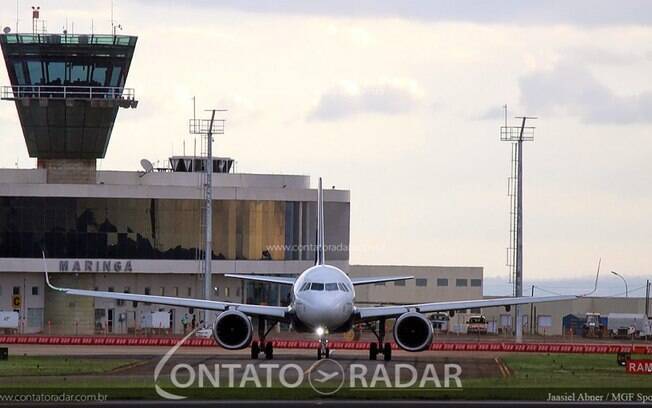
[367,319,392,361]
[251,317,277,360]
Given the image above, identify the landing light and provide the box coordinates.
[316,327,325,336]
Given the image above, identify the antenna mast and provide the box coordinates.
[501,113,536,343]
[189,109,226,326]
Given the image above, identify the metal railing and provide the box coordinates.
[0,33,136,47]
[1,85,136,101]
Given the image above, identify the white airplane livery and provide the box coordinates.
[44,178,576,361]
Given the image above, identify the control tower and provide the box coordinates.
[0,32,138,182]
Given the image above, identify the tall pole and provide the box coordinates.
[501,115,536,343]
[204,110,216,326]
[645,280,650,317]
[514,117,526,342]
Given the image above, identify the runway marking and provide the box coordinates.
[494,357,511,378]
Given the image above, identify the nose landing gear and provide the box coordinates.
[316,328,330,359]
[367,319,392,361]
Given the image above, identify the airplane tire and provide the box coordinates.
[369,342,378,360]
[265,342,274,360]
[317,348,323,360]
[383,343,392,361]
[251,341,260,359]
[325,348,330,359]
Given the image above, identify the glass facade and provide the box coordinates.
[0,197,349,261]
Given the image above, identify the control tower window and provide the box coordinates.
[110,66,122,87]
[47,62,65,85]
[91,66,108,86]
[27,61,44,84]
[69,64,89,83]
[13,62,25,84]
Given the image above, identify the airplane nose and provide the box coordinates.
[300,293,349,329]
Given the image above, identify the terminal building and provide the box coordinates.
[0,31,486,335]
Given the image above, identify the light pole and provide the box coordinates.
[610,271,628,298]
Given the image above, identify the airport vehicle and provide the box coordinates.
[607,313,652,339]
[430,313,449,332]
[44,178,576,361]
[582,312,606,338]
[466,315,488,334]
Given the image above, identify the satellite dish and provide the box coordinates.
[140,159,154,174]
[3,27,11,34]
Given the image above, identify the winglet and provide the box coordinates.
[580,258,601,297]
[315,177,325,266]
[42,250,64,292]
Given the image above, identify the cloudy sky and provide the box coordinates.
[1,1,651,295]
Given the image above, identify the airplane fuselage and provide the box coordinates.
[292,264,355,333]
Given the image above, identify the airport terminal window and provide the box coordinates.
[416,278,427,287]
[374,281,385,286]
[31,286,38,295]
[0,197,349,261]
[456,279,468,287]
[470,279,482,287]
[13,287,19,295]
[144,287,151,295]
[310,283,324,291]
[394,280,406,286]
[437,278,448,287]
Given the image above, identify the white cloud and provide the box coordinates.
[309,78,425,120]
[518,60,652,124]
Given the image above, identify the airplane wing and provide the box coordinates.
[355,294,577,321]
[224,274,296,285]
[350,276,414,286]
[43,261,288,320]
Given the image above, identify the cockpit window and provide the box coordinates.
[310,282,324,291]
[300,282,310,291]
[338,282,349,292]
[325,283,338,291]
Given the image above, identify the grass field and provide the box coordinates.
[0,356,139,376]
[0,354,650,401]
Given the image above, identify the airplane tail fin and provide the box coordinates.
[315,177,325,265]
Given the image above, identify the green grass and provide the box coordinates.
[0,356,139,376]
[0,354,650,401]
[485,354,652,388]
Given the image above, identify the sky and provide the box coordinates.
[0,1,651,295]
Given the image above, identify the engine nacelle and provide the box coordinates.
[393,312,433,352]
[212,310,253,350]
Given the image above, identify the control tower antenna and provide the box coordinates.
[500,113,536,344]
[31,6,40,35]
[189,109,227,327]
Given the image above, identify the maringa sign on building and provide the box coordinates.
[59,260,134,273]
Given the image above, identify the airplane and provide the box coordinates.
[43,178,577,361]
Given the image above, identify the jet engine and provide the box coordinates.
[393,312,433,352]
[212,310,253,350]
